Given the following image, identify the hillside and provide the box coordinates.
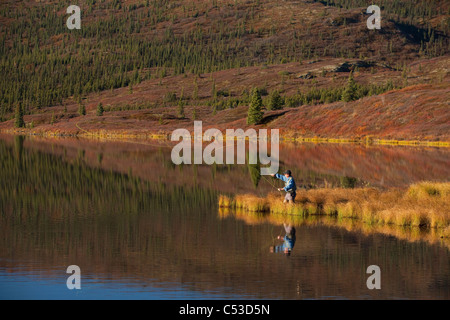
[1,56,448,141]
[0,0,449,140]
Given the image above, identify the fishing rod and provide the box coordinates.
[261,175,283,195]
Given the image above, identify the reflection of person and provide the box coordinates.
[270,224,296,256]
[271,170,297,203]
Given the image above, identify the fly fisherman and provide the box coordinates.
[271,170,297,203]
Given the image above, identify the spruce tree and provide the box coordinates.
[14,103,25,128]
[78,103,86,116]
[247,88,264,125]
[177,101,185,118]
[97,103,104,116]
[341,72,358,102]
[268,90,284,110]
[193,78,199,100]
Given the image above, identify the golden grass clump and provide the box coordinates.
[305,202,319,215]
[234,194,269,212]
[410,210,429,227]
[293,189,309,204]
[321,189,349,215]
[267,192,307,215]
[266,192,285,213]
[407,182,450,200]
[441,226,450,239]
[429,211,448,229]
[218,195,233,208]
[377,209,396,225]
[307,189,327,207]
[322,201,338,215]
[336,201,359,219]
[393,209,417,226]
[361,202,379,225]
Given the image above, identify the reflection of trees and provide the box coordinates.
[0,140,217,220]
[14,135,24,162]
[0,139,449,299]
[248,162,261,188]
[8,137,448,198]
[247,150,261,189]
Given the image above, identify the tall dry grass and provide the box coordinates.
[218,182,450,230]
[234,194,270,212]
[407,182,450,200]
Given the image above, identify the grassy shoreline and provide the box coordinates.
[218,182,450,235]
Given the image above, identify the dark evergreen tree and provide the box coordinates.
[96,103,104,116]
[177,102,185,118]
[247,88,264,125]
[78,104,86,116]
[14,103,24,128]
[342,72,358,102]
[268,90,284,110]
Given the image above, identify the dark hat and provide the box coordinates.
[283,170,292,175]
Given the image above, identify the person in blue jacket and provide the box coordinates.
[271,169,297,203]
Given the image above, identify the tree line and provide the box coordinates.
[246,72,398,125]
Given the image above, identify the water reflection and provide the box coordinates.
[1,135,449,194]
[270,224,296,256]
[0,135,449,299]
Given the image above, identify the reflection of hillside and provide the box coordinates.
[278,143,449,188]
[1,135,448,196]
[1,137,449,299]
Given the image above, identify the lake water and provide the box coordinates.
[0,134,449,300]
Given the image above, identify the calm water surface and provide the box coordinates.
[0,135,449,299]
